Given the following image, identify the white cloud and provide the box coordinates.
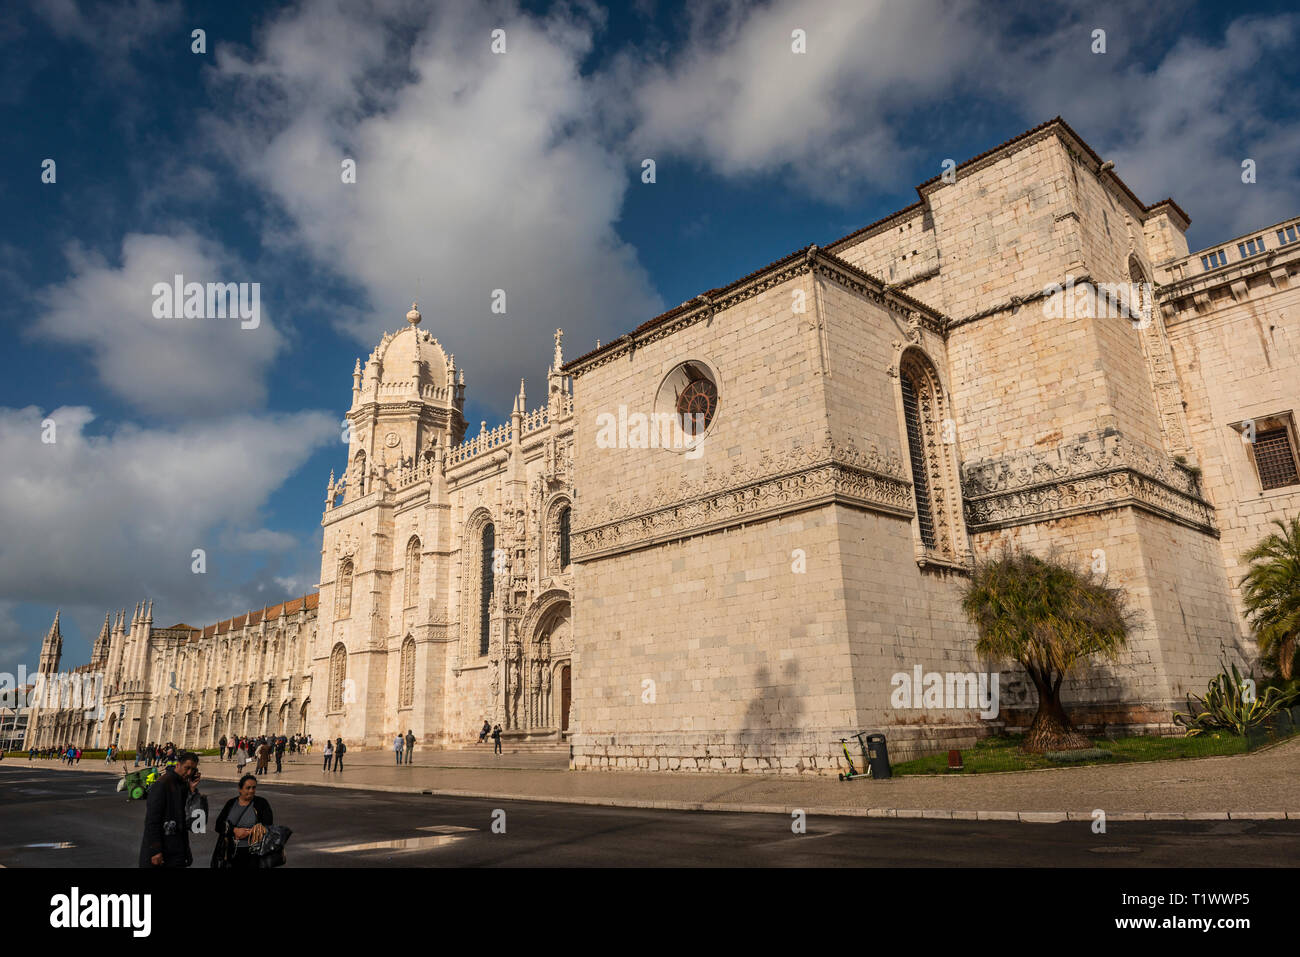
[620,0,994,193]
[32,232,286,419]
[205,0,662,413]
[617,0,1300,246]
[0,405,336,624]
[993,11,1300,243]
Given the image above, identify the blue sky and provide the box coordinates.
[2,0,1298,669]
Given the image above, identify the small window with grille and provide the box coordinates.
[1242,415,1300,491]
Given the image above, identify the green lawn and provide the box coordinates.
[891,731,1263,776]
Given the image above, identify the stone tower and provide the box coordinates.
[37,610,62,674]
[317,303,467,746]
[90,612,112,670]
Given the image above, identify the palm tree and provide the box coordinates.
[961,547,1135,753]
[1239,516,1300,681]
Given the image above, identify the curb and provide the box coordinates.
[4,764,1295,823]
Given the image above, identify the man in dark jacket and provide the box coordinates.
[138,751,204,868]
[274,736,285,774]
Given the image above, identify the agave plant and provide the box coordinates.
[1173,660,1298,736]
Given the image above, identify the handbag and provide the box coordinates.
[253,824,293,868]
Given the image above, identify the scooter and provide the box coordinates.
[837,738,868,780]
[837,731,876,781]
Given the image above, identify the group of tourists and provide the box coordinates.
[321,736,347,771]
[477,719,503,754]
[25,744,84,763]
[218,734,309,775]
[134,741,180,768]
[391,730,416,765]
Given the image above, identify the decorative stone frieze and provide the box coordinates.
[573,435,912,561]
[961,430,1216,534]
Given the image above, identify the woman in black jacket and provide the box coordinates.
[211,774,274,869]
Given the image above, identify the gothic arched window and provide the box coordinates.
[399,636,415,709]
[404,536,421,608]
[900,368,936,549]
[336,559,354,619]
[558,506,571,569]
[351,450,367,499]
[328,643,347,712]
[480,523,495,656]
[897,348,963,562]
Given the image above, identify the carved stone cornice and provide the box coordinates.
[322,489,383,526]
[572,436,912,561]
[566,249,948,378]
[961,430,1217,535]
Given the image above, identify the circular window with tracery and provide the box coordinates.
[655,360,720,449]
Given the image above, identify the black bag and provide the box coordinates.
[254,825,293,868]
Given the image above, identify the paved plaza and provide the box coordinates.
[13,735,1299,821]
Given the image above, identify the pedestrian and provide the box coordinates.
[211,774,275,870]
[274,736,285,774]
[404,729,415,765]
[74,747,81,765]
[478,719,490,744]
[392,733,404,766]
[219,735,227,762]
[256,740,270,775]
[322,738,333,772]
[236,741,250,773]
[492,724,502,755]
[138,750,203,868]
[334,737,345,772]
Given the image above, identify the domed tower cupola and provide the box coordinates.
[341,302,469,498]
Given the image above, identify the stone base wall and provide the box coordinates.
[571,703,1189,774]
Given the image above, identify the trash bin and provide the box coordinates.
[864,733,892,779]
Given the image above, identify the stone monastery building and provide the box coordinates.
[26,118,1300,772]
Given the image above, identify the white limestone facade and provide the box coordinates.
[25,119,1300,774]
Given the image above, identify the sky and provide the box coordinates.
[2,0,1298,671]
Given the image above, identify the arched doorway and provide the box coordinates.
[516,591,571,733]
[560,665,571,733]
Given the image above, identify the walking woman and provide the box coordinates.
[211,775,274,870]
[322,737,333,772]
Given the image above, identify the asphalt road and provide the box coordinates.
[1,765,1296,867]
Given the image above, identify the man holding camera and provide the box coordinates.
[138,750,205,868]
